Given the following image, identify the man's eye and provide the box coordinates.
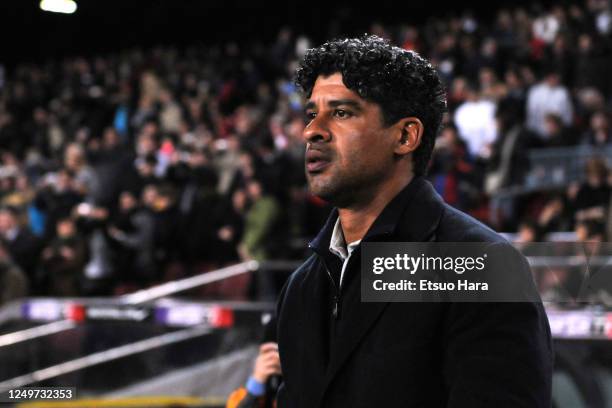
[305,112,317,121]
[334,109,351,118]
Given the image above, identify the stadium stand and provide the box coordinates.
[1,0,612,406]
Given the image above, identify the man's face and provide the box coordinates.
[0,212,15,233]
[303,73,397,207]
[57,220,75,238]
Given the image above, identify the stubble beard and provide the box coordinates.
[307,166,384,209]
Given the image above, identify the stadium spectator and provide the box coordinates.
[239,178,281,262]
[580,110,611,146]
[40,217,86,296]
[485,101,532,194]
[0,207,41,289]
[538,194,573,233]
[541,113,576,147]
[0,242,28,305]
[429,124,480,210]
[74,202,114,295]
[215,189,247,265]
[453,83,498,160]
[574,32,612,95]
[571,158,611,223]
[516,219,544,243]
[64,143,101,203]
[35,168,84,239]
[526,70,573,137]
[107,191,156,291]
[144,184,180,280]
[532,7,562,45]
[0,1,611,299]
[88,127,133,207]
[546,35,575,88]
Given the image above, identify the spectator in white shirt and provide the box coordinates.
[453,85,498,160]
[532,7,563,44]
[526,71,573,138]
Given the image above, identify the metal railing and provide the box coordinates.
[0,260,297,392]
[2,255,612,392]
[494,145,612,198]
[120,261,259,304]
[0,320,76,348]
[0,325,214,391]
[526,145,612,188]
[0,260,296,348]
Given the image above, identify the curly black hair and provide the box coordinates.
[295,35,447,176]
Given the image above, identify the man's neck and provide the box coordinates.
[338,174,413,244]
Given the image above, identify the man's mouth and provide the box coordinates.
[306,160,331,173]
[305,150,331,173]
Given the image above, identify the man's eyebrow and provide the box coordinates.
[304,101,316,111]
[328,99,363,110]
[304,99,363,111]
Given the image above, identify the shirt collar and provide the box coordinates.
[328,218,361,261]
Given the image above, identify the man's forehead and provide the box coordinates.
[308,73,363,104]
[313,72,345,88]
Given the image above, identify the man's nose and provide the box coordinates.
[303,116,331,143]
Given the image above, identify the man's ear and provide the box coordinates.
[394,117,424,156]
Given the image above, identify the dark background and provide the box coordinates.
[0,0,551,67]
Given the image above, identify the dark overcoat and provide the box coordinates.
[277,176,553,407]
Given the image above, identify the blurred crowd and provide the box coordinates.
[1,0,612,301]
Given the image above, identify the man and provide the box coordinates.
[227,317,280,408]
[276,35,552,407]
[0,207,41,288]
[453,83,497,160]
[525,70,573,138]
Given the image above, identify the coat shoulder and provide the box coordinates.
[277,253,319,305]
[436,203,506,244]
[290,253,319,284]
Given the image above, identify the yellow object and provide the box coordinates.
[17,395,225,408]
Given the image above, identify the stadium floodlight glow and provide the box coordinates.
[39,0,77,14]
